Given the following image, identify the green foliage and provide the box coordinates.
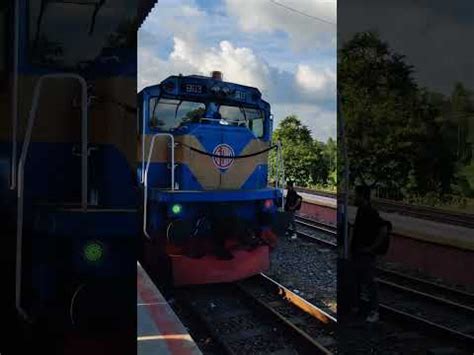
[269,115,335,188]
[453,162,474,197]
[339,31,474,207]
[339,31,418,189]
[323,137,337,185]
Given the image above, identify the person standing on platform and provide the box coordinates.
[351,185,392,323]
[284,181,302,240]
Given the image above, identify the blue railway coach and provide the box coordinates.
[0,0,138,333]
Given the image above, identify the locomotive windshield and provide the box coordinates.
[149,98,206,131]
[149,98,264,138]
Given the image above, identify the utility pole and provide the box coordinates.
[337,91,353,319]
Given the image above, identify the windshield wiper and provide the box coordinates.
[175,100,183,121]
[151,99,159,123]
[88,0,106,35]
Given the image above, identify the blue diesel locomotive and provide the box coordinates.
[138,71,284,286]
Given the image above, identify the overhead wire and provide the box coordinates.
[268,0,336,26]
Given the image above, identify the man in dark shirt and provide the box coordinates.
[284,181,302,240]
[351,185,388,322]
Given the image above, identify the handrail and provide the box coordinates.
[16,74,88,318]
[143,133,175,240]
[275,141,280,190]
[10,0,20,189]
[337,92,350,260]
[140,100,145,183]
[277,141,285,208]
[273,140,285,208]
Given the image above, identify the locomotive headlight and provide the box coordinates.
[222,86,231,96]
[262,199,275,212]
[210,85,221,94]
[171,203,183,215]
[83,241,104,263]
[264,199,274,209]
[163,81,175,92]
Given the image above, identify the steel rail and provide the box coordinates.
[296,215,474,348]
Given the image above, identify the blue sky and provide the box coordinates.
[138,0,336,141]
[340,0,474,96]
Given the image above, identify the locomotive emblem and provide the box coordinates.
[212,144,235,170]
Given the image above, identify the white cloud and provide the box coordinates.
[169,38,271,90]
[273,103,336,142]
[225,0,336,49]
[139,35,335,104]
[138,47,166,91]
[138,1,337,138]
[296,64,336,99]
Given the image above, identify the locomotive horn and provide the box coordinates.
[211,71,223,81]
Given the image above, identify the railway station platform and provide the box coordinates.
[345,206,474,250]
[137,262,202,355]
[292,191,337,224]
[298,191,337,209]
[350,206,474,287]
[299,193,474,287]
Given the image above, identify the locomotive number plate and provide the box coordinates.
[184,84,203,94]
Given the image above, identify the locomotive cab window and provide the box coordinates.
[219,105,264,138]
[245,108,264,138]
[149,98,205,131]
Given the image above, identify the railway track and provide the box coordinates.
[174,273,337,355]
[294,186,474,228]
[295,215,474,350]
[373,198,474,229]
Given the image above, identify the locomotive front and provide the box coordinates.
[139,72,284,286]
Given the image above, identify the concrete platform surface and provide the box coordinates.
[300,192,474,251]
[137,262,202,355]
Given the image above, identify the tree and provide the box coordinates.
[448,83,474,196]
[323,137,337,185]
[339,32,421,191]
[269,115,330,187]
[339,31,472,202]
[405,89,456,196]
[450,83,473,163]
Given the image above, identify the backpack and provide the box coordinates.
[373,218,392,255]
[295,193,303,211]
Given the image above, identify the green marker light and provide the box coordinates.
[171,204,182,215]
[83,241,104,263]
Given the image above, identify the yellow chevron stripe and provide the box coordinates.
[139,134,269,189]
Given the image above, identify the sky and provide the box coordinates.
[339,0,474,95]
[138,0,337,141]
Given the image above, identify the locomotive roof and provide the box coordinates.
[139,74,270,109]
[164,74,263,94]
